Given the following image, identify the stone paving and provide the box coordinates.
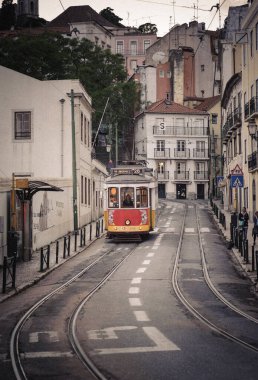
[0,219,104,303]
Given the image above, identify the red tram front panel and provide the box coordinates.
[108,208,150,233]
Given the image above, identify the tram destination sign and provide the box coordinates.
[112,168,144,176]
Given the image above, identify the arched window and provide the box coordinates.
[30,1,34,13]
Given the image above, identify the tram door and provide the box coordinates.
[158,184,166,198]
[176,184,186,199]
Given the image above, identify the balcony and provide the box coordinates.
[248,151,258,171]
[153,125,208,136]
[174,148,190,158]
[174,171,189,180]
[157,171,169,181]
[194,171,209,180]
[154,148,170,158]
[244,97,258,120]
[222,108,242,142]
[193,149,209,159]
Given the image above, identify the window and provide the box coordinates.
[167,71,171,78]
[88,179,91,206]
[85,177,87,205]
[196,141,205,152]
[116,41,124,54]
[158,162,165,173]
[81,112,83,142]
[243,44,246,66]
[176,162,186,173]
[14,111,31,139]
[201,64,205,71]
[130,60,137,70]
[81,176,84,204]
[109,187,119,208]
[159,70,164,78]
[121,187,134,208]
[144,40,150,53]
[177,140,185,151]
[136,187,148,208]
[256,23,258,51]
[84,116,87,145]
[250,30,253,57]
[157,140,165,151]
[130,41,137,55]
[238,132,242,154]
[244,139,247,164]
[211,114,218,124]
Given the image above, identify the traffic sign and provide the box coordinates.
[231,164,243,175]
[216,176,224,186]
[230,175,244,188]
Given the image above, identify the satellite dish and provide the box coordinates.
[152,51,168,64]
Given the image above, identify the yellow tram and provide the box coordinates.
[104,162,158,240]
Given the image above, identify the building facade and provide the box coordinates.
[134,99,209,200]
[0,65,107,263]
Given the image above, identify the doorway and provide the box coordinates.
[176,184,186,199]
[158,184,166,198]
[197,184,205,199]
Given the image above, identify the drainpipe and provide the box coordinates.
[59,98,65,177]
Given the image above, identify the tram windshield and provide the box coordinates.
[108,187,119,208]
[121,187,134,208]
[136,187,148,208]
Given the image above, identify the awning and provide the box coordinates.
[16,181,63,201]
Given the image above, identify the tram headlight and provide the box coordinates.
[140,210,148,224]
[125,219,131,225]
[108,210,114,225]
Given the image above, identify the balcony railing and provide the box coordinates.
[222,108,242,141]
[153,126,208,136]
[248,151,258,171]
[194,171,209,180]
[154,148,170,158]
[174,148,190,158]
[244,96,258,120]
[156,171,169,181]
[174,171,189,180]
[193,149,209,158]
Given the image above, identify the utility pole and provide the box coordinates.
[115,122,118,166]
[71,89,78,231]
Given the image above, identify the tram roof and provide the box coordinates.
[105,173,156,185]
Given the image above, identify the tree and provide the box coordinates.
[138,22,158,34]
[0,33,139,161]
[100,7,123,27]
[0,0,16,30]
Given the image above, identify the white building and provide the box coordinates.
[134,99,209,199]
[0,65,107,262]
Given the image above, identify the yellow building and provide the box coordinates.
[242,0,258,218]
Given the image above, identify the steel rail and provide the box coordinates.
[171,203,258,354]
[10,244,135,380]
[68,245,139,380]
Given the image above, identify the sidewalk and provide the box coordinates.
[210,199,258,290]
[0,219,104,303]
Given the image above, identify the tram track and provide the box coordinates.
[172,202,258,354]
[10,242,139,380]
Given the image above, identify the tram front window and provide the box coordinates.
[121,187,134,208]
[136,187,148,208]
[109,187,119,208]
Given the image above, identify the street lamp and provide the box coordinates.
[248,118,258,140]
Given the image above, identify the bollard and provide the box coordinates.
[83,227,86,246]
[47,245,50,268]
[244,240,249,263]
[2,257,7,293]
[90,223,92,241]
[40,248,44,272]
[256,251,258,280]
[56,240,59,264]
[63,236,67,259]
[74,232,77,252]
[68,235,71,256]
[252,246,255,272]
[101,218,103,233]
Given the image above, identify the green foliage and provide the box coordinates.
[99,7,123,27]
[0,0,16,30]
[138,22,158,34]
[0,33,139,149]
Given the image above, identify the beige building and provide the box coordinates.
[134,99,209,200]
[0,66,107,263]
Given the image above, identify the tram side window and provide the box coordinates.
[109,187,119,208]
[136,187,148,208]
[121,187,134,207]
